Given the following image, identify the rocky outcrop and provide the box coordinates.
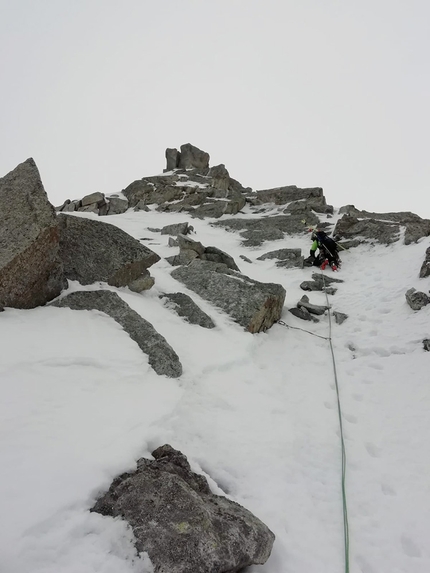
[289,306,319,322]
[160,293,216,328]
[254,185,325,205]
[405,288,430,311]
[178,143,210,171]
[297,294,328,316]
[161,222,194,236]
[52,291,182,377]
[214,214,323,247]
[423,339,430,351]
[91,444,275,573]
[0,158,66,309]
[257,248,304,269]
[58,214,159,291]
[336,205,430,245]
[167,235,240,271]
[171,260,285,333]
[419,247,430,278]
[300,273,344,293]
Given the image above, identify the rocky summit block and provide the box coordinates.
[58,214,160,290]
[52,291,182,377]
[171,260,285,333]
[0,158,67,308]
[91,444,275,573]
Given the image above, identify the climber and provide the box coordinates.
[304,229,341,271]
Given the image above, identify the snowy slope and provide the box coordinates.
[1,204,429,573]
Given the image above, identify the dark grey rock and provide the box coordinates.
[52,291,182,377]
[81,192,105,207]
[289,307,319,322]
[58,214,160,287]
[62,200,80,212]
[168,237,179,247]
[214,214,321,247]
[160,292,215,328]
[171,260,286,333]
[335,206,430,245]
[165,148,180,171]
[108,197,129,215]
[257,248,304,269]
[177,234,205,256]
[405,288,430,311]
[161,222,192,236]
[201,246,240,271]
[128,270,155,292]
[297,295,328,316]
[255,185,324,205]
[240,255,252,263]
[333,311,348,325]
[208,164,230,191]
[300,272,343,292]
[134,200,150,212]
[419,247,430,278]
[423,339,430,351]
[91,444,274,573]
[178,143,210,171]
[334,214,400,245]
[0,158,67,309]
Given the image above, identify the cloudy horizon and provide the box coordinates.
[1,0,429,217]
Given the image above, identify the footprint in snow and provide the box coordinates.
[381,483,397,496]
[343,413,358,424]
[365,442,382,458]
[401,535,421,558]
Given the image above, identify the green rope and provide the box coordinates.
[323,276,350,573]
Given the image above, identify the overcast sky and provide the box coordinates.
[1,0,429,217]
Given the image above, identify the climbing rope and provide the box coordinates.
[323,276,350,573]
[278,276,350,573]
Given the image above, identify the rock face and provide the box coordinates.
[91,444,275,573]
[214,214,322,247]
[52,291,182,377]
[0,158,66,309]
[171,260,285,333]
[419,246,430,278]
[405,288,430,311]
[257,248,304,269]
[160,293,216,328]
[58,214,160,290]
[167,235,240,271]
[335,205,430,245]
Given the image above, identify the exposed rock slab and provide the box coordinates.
[334,214,400,245]
[91,444,275,573]
[52,291,182,377]
[335,206,430,245]
[405,288,430,311]
[300,273,343,292]
[214,214,322,247]
[297,295,328,316]
[167,235,240,271]
[160,292,215,328]
[289,307,319,322]
[58,214,160,288]
[257,248,304,269]
[171,260,285,333]
[0,158,66,308]
[255,185,325,205]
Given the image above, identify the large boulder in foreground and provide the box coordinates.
[91,444,275,573]
[58,214,160,290]
[171,260,285,333]
[0,158,66,308]
[52,291,182,377]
